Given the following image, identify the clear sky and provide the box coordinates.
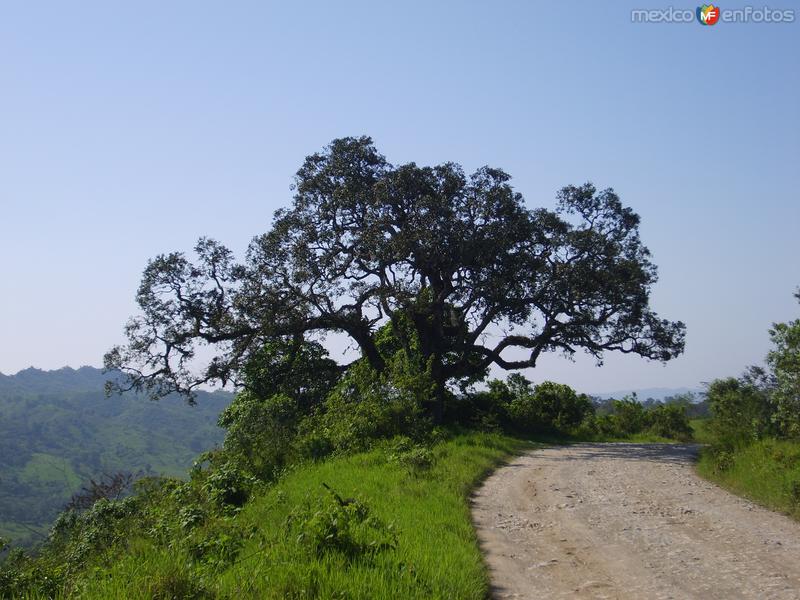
[1,1,798,394]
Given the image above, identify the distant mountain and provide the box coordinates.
[587,386,705,401]
[0,366,233,547]
[0,365,113,396]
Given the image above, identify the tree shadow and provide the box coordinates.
[533,442,701,465]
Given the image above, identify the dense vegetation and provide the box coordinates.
[0,139,693,597]
[0,432,531,599]
[0,367,230,547]
[106,136,684,423]
[696,289,800,518]
[0,349,694,599]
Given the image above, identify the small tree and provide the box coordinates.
[507,378,594,433]
[767,289,800,437]
[706,377,774,445]
[65,472,137,511]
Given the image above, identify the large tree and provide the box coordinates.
[105,136,685,420]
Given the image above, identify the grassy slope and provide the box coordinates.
[44,433,532,600]
[691,419,800,520]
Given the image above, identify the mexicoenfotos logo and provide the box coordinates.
[631,5,796,23]
[697,4,721,25]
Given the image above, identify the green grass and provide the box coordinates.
[689,418,715,444]
[696,436,800,520]
[37,432,532,600]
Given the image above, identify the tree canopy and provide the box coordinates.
[767,289,800,437]
[105,136,685,419]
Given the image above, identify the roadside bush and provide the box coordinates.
[584,396,692,440]
[708,447,735,474]
[507,378,594,434]
[445,379,512,430]
[706,377,774,445]
[766,295,800,438]
[610,398,648,435]
[647,403,694,441]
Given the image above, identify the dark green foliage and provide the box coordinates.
[239,338,340,416]
[50,497,140,566]
[646,403,694,440]
[452,375,595,436]
[449,376,692,441]
[789,479,800,508]
[184,520,247,570]
[664,392,710,418]
[299,361,431,456]
[708,447,735,474]
[703,289,800,447]
[208,333,434,491]
[201,464,256,510]
[589,395,693,440]
[608,398,648,434]
[443,379,512,431]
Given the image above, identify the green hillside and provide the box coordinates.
[0,367,231,547]
[2,431,530,599]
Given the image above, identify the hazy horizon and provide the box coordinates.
[2,1,798,393]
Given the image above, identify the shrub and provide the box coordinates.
[178,505,207,531]
[706,377,774,445]
[766,297,800,438]
[218,392,300,480]
[507,378,594,434]
[185,522,246,571]
[202,464,256,510]
[445,379,512,430]
[646,403,693,441]
[286,485,397,559]
[611,397,648,435]
[711,448,735,474]
[306,361,431,454]
[580,396,692,440]
[388,438,436,476]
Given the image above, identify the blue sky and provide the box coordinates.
[1,1,798,394]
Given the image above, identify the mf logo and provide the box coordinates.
[697,4,721,25]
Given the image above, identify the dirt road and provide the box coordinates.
[471,443,800,599]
